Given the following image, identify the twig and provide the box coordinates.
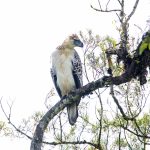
[121,124,150,139]
[110,85,140,121]
[126,0,140,23]
[0,98,32,140]
[106,0,111,10]
[91,5,121,12]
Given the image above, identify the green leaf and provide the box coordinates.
[139,36,150,55]
[139,42,148,55]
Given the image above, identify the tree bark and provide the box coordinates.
[30,77,109,150]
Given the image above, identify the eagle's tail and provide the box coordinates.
[67,102,78,126]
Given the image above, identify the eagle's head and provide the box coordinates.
[63,34,83,49]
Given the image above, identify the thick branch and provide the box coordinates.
[31,49,150,149]
[30,77,109,150]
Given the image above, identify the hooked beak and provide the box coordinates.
[74,39,84,47]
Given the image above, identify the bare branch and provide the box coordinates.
[98,0,102,10]
[121,124,150,139]
[43,140,100,149]
[90,5,121,12]
[106,0,111,10]
[117,0,122,6]
[118,127,121,150]
[110,85,140,121]
[126,0,140,23]
[134,24,143,33]
[0,99,32,140]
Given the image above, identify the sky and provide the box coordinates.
[0,0,150,150]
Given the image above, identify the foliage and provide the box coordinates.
[0,121,12,136]
[1,0,150,150]
[139,34,150,55]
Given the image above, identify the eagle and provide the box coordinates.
[51,34,83,125]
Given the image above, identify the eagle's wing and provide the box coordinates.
[50,65,62,98]
[66,50,83,125]
[72,50,83,89]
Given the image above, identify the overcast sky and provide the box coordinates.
[0,0,150,149]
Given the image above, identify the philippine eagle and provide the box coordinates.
[51,34,83,125]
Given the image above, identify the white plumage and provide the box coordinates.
[51,34,83,125]
[52,50,75,96]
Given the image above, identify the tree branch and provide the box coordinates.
[90,5,121,12]
[110,85,140,121]
[0,98,101,149]
[126,0,140,23]
[31,58,150,150]
[30,77,109,150]
[0,98,32,140]
[121,124,150,139]
[43,140,100,149]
